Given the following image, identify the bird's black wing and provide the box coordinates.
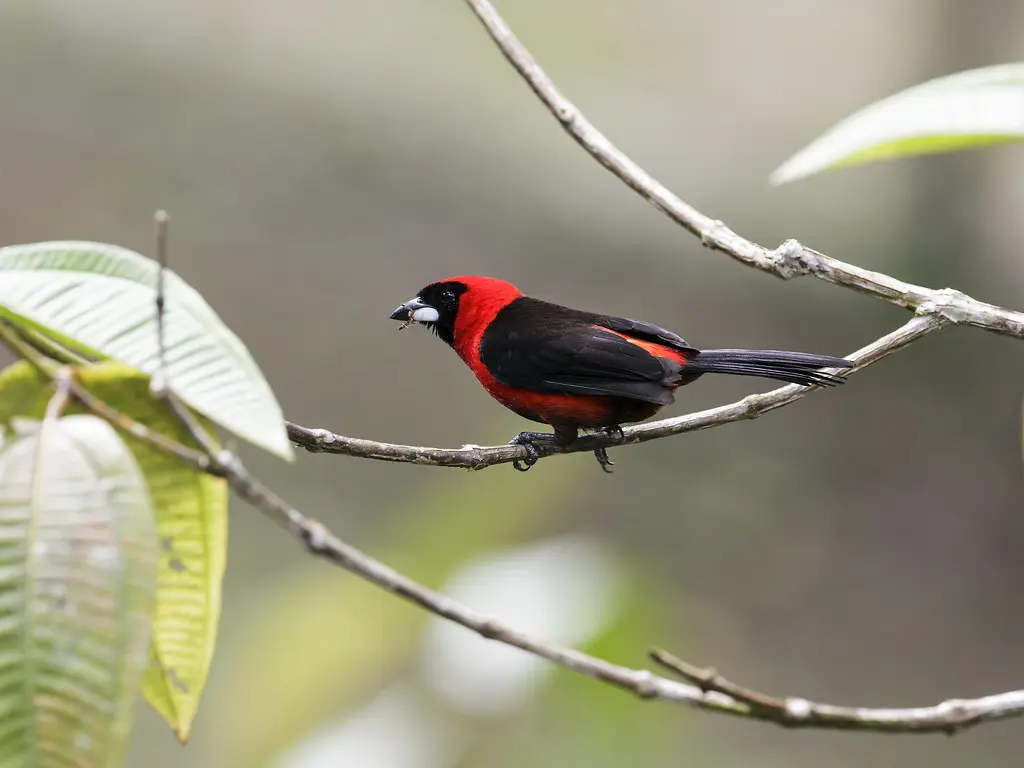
[479,298,687,405]
[593,314,694,352]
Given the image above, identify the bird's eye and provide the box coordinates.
[441,290,456,303]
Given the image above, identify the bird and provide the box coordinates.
[390,276,853,472]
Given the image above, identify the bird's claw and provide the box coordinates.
[593,447,615,473]
[508,431,552,472]
[603,425,625,442]
[592,425,624,473]
[512,444,541,472]
[507,428,623,473]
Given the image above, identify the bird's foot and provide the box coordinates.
[507,431,554,472]
[593,425,625,473]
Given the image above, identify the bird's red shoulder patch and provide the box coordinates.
[596,326,690,367]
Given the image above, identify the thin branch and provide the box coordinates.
[19,326,90,366]
[14,326,1024,734]
[649,649,1024,733]
[650,649,788,714]
[288,314,944,467]
[462,0,1024,341]
[144,208,225,460]
[208,459,1024,734]
[230,2,1024,733]
[4,310,1021,733]
[151,209,170,398]
[0,320,216,474]
[289,0,1024,469]
[43,369,73,422]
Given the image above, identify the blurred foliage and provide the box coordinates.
[0,361,228,742]
[213,454,583,766]
[772,63,1024,184]
[0,400,158,767]
[502,567,680,768]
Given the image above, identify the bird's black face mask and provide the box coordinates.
[389,280,469,347]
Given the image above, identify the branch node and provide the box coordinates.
[784,697,813,719]
[632,670,660,700]
[304,520,329,553]
[477,618,504,640]
[312,428,337,446]
[934,699,975,736]
[768,239,812,279]
[700,219,728,248]
[650,648,712,686]
[742,393,769,417]
[916,287,971,326]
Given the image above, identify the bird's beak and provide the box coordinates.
[389,297,439,324]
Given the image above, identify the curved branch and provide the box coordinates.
[267,4,1024,732]
[216,467,1024,734]
[290,0,1024,471]
[649,649,1024,733]
[289,314,943,467]
[8,305,1024,734]
[462,0,1024,341]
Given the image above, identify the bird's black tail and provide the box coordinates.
[687,349,853,387]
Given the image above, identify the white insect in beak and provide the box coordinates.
[390,297,440,329]
[412,306,440,323]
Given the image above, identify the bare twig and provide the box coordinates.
[19,326,89,366]
[20,326,1024,734]
[199,457,1024,734]
[287,314,943,468]
[287,0,1024,471]
[649,648,1024,733]
[651,649,787,713]
[233,1,1024,734]
[461,0,1024,341]
[144,209,226,460]
[151,209,170,398]
[284,0,1024,474]
[43,369,73,422]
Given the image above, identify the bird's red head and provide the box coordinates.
[389,276,524,353]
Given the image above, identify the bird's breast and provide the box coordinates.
[464,335,655,428]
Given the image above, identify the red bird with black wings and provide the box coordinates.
[391,276,852,472]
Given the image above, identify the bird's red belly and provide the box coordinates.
[485,379,616,427]
[457,327,672,429]
[474,372,660,429]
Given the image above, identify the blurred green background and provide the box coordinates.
[3,1,1024,765]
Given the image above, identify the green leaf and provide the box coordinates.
[772,63,1024,184]
[0,241,292,460]
[0,413,159,767]
[0,362,228,743]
